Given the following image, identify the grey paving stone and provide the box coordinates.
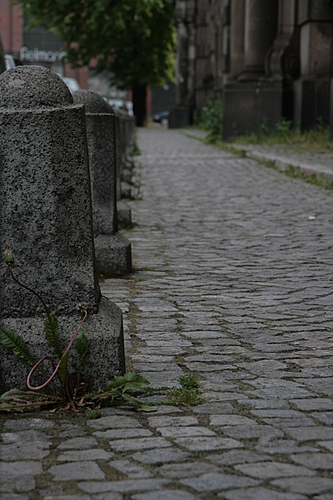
[0,460,43,477]
[0,495,30,500]
[220,425,283,440]
[132,448,190,464]
[258,416,316,428]
[155,461,220,478]
[200,391,240,401]
[210,415,255,426]
[91,494,123,500]
[78,479,172,494]
[250,410,311,419]
[153,405,183,414]
[193,402,235,414]
[148,416,198,427]
[295,378,333,397]
[221,487,307,499]
[291,453,333,469]
[206,450,273,466]
[132,363,182,373]
[87,416,142,429]
[43,496,91,500]
[139,371,181,388]
[174,436,243,452]
[0,440,51,460]
[1,430,49,443]
[57,437,98,450]
[57,449,113,461]
[58,428,86,439]
[157,426,215,438]
[234,461,316,479]
[285,427,333,441]
[48,461,105,481]
[0,476,36,493]
[179,472,260,491]
[4,418,55,431]
[131,490,197,500]
[108,460,153,478]
[93,428,153,439]
[317,441,333,452]
[39,484,64,498]
[238,399,291,410]
[109,437,171,452]
[0,463,42,493]
[270,476,333,496]
[311,412,333,425]
[256,438,319,455]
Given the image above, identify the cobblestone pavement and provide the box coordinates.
[1,128,333,499]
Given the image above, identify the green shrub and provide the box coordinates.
[196,95,223,143]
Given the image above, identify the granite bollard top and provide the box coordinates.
[0,65,72,109]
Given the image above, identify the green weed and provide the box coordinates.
[168,373,202,406]
[231,116,332,153]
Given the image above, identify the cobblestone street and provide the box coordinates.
[1,128,333,499]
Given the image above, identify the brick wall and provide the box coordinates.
[0,0,23,57]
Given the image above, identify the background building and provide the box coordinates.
[170,0,333,140]
[0,0,89,90]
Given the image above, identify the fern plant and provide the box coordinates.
[0,246,154,413]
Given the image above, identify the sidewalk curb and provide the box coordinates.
[229,144,333,185]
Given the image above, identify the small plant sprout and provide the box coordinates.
[0,246,155,413]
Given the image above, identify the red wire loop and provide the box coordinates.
[27,310,88,391]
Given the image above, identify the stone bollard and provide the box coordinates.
[72,90,132,274]
[0,66,125,394]
[114,108,132,199]
[113,109,132,227]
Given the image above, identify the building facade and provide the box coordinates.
[170,0,333,140]
[0,0,88,88]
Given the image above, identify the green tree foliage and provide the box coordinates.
[16,0,176,123]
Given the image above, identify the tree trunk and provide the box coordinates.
[132,85,147,127]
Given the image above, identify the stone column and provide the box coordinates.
[72,90,132,275]
[230,0,245,77]
[238,0,279,80]
[0,66,125,393]
[169,0,196,128]
[265,0,299,81]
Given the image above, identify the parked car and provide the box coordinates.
[153,111,169,127]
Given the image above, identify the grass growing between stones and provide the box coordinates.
[229,117,333,153]
[168,373,202,406]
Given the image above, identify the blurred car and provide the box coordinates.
[56,73,80,93]
[5,54,15,70]
[153,111,169,126]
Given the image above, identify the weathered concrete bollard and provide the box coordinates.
[72,90,131,274]
[0,66,125,394]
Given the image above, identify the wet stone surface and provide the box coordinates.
[1,128,333,498]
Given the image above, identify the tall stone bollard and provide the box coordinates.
[0,66,125,394]
[72,90,131,274]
